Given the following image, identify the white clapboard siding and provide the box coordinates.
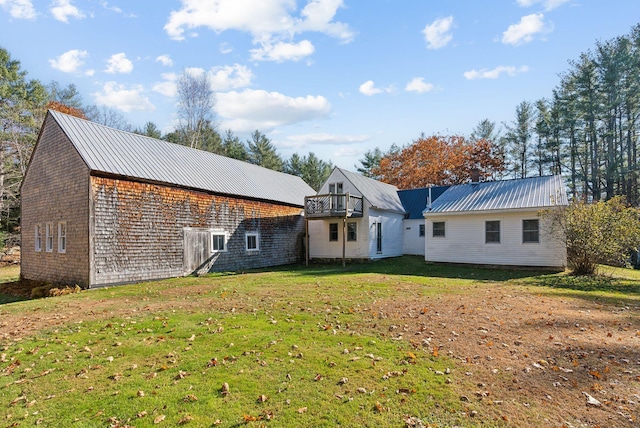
[425,211,566,267]
[402,219,426,256]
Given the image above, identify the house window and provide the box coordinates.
[376,222,383,253]
[523,219,540,243]
[329,182,344,210]
[485,221,501,243]
[432,221,445,237]
[245,232,259,251]
[45,223,54,252]
[58,222,67,253]
[347,222,357,241]
[329,223,339,241]
[419,224,425,237]
[35,224,42,252]
[211,232,227,252]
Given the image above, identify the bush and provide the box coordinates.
[546,196,640,275]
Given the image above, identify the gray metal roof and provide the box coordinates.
[337,168,406,214]
[48,110,314,207]
[397,186,449,219]
[425,175,568,214]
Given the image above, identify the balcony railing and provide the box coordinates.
[304,193,363,218]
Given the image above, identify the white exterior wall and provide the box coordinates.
[424,210,566,268]
[402,219,425,255]
[308,207,405,260]
[317,169,363,198]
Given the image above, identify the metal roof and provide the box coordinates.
[336,168,406,213]
[48,110,314,207]
[424,175,568,214]
[397,186,449,219]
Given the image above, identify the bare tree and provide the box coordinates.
[177,70,216,149]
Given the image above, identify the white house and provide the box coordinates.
[398,187,448,255]
[423,175,568,268]
[305,168,406,262]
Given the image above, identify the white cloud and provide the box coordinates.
[48,49,88,73]
[0,0,36,19]
[502,13,550,45]
[250,40,315,62]
[333,146,360,157]
[516,0,569,11]
[405,77,434,93]
[50,0,85,23]
[422,16,454,49]
[153,73,179,97]
[164,0,353,62]
[216,89,331,132]
[210,64,253,91]
[280,133,369,149]
[155,54,173,67]
[463,65,529,80]
[359,80,394,96]
[93,81,155,112]
[104,53,133,74]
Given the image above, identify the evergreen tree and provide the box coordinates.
[247,130,283,171]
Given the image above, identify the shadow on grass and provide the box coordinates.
[523,272,640,299]
[0,293,28,304]
[277,256,551,282]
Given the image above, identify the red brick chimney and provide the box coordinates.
[470,167,480,183]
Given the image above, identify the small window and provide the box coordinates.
[35,224,42,252]
[347,222,357,241]
[45,223,54,252]
[419,224,425,237]
[58,222,67,253]
[211,232,227,252]
[523,219,540,243]
[329,223,339,241]
[432,222,445,237]
[246,232,259,251]
[485,220,500,243]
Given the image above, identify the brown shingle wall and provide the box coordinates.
[20,119,90,286]
[91,177,305,286]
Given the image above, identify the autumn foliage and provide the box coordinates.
[372,135,505,189]
[46,101,86,119]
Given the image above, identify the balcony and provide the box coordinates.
[304,193,363,218]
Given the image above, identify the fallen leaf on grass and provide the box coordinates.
[257,394,268,403]
[154,414,166,424]
[297,407,308,414]
[9,395,26,406]
[183,394,198,402]
[178,415,194,425]
[243,414,263,422]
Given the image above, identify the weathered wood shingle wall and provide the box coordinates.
[21,120,91,286]
[91,177,305,286]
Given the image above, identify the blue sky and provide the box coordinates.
[2,0,640,169]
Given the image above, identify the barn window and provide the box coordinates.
[347,222,357,241]
[211,232,227,252]
[522,219,540,243]
[419,224,425,237]
[246,232,259,251]
[35,224,42,252]
[485,221,501,243]
[329,223,338,241]
[432,222,445,237]
[58,222,67,253]
[45,223,54,252]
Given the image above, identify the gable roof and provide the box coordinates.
[397,186,449,219]
[425,175,568,214]
[335,168,406,214]
[45,110,314,207]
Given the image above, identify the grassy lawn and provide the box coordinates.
[1,258,639,427]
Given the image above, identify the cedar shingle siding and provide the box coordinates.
[21,111,311,288]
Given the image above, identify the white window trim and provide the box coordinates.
[432,221,445,238]
[35,224,42,252]
[210,230,229,253]
[347,222,357,242]
[485,220,501,244]
[245,232,260,252]
[58,222,67,253]
[522,219,540,244]
[45,222,54,252]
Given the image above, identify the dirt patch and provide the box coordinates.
[371,283,640,427]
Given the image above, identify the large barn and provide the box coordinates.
[20,110,314,288]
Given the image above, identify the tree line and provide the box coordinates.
[0,47,332,245]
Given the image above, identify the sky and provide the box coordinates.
[2,0,640,170]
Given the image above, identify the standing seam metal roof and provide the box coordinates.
[336,168,406,213]
[397,186,449,219]
[47,110,314,207]
[425,175,568,214]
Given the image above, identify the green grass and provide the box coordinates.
[0,265,23,304]
[1,257,638,427]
